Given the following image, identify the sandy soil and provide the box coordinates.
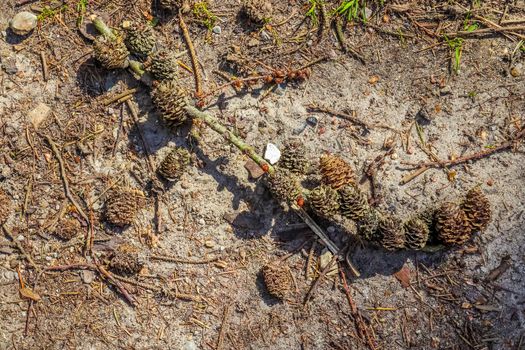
[1,0,524,349]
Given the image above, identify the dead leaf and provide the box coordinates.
[394,266,411,288]
[20,287,41,302]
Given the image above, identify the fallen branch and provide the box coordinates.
[401,127,525,169]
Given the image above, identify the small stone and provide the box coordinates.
[440,86,452,95]
[204,240,215,248]
[27,103,52,129]
[1,57,18,75]
[264,143,281,165]
[212,26,221,34]
[9,11,38,36]
[306,116,318,127]
[81,270,96,284]
[510,64,522,77]
[183,340,198,350]
[244,159,265,179]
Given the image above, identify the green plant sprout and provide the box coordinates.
[444,35,464,74]
[193,1,218,31]
[76,0,88,27]
[306,0,323,25]
[335,0,366,22]
[37,5,68,22]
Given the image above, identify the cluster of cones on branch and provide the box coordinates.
[89,18,492,253]
[268,143,492,252]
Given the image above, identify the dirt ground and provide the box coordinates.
[1,0,524,349]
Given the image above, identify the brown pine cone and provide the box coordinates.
[266,170,302,206]
[308,185,340,219]
[261,262,293,301]
[0,189,12,224]
[105,187,146,226]
[357,209,381,242]
[339,184,369,221]
[435,202,471,245]
[124,22,156,57]
[404,217,429,250]
[54,217,81,241]
[242,0,272,24]
[109,244,143,276]
[151,79,188,127]
[319,154,355,190]
[158,147,191,181]
[93,34,129,70]
[159,0,192,13]
[279,140,309,174]
[148,50,178,81]
[377,215,405,251]
[461,186,491,233]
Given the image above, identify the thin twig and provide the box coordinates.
[2,224,40,271]
[303,253,338,305]
[125,100,155,173]
[150,254,220,264]
[179,14,203,96]
[104,88,137,106]
[402,127,525,169]
[45,135,89,222]
[306,104,372,129]
[216,304,231,350]
[40,51,48,81]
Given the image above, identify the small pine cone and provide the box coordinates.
[149,50,178,81]
[339,184,369,221]
[461,187,491,233]
[377,215,405,251]
[319,154,355,190]
[308,185,340,219]
[435,202,471,245]
[267,170,302,206]
[124,22,156,57]
[279,140,309,174]
[404,218,429,250]
[261,263,293,301]
[55,218,81,241]
[242,0,272,24]
[0,189,12,224]
[151,79,188,127]
[105,187,146,226]
[109,244,143,275]
[357,209,380,241]
[159,0,191,13]
[93,34,129,70]
[158,147,191,181]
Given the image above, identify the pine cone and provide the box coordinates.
[93,34,129,70]
[109,244,143,275]
[158,147,191,181]
[0,189,12,224]
[261,263,292,301]
[435,202,471,245]
[377,215,405,251]
[404,217,429,250]
[339,184,369,221]
[149,50,178,81]
[242,0,272,24]
[105,187,146,226]
[357,209,380,241]
[266,170,302,206]
[308,185,340,219]
[159,0,191,13]
[54,218,81,241]
[279,140,309,174]
[462,186,491,233]
[151,79,188,127]
[124,22,156,57]
[319,154,355,190]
